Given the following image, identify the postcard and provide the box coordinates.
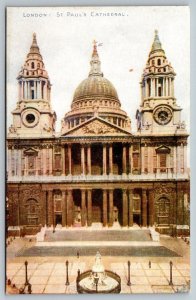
[6,6,190,294]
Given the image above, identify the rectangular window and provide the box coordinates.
[55,154,61,170]
[160,153,167,172]
[133,153,139,168]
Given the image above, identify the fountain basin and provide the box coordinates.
[76,269,121,294]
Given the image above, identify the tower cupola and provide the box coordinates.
[136,30,186,135]
[8,33,56,137]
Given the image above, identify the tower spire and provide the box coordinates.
[151,29,164,53]
[29,32,40,55]
[89,40,103,77]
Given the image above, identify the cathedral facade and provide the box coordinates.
[7,31,190,236]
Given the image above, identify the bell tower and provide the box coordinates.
[8,33,56,137]
[136,30,186,135]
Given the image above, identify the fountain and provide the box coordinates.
[76,252,121,294]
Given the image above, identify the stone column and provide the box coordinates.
[152,78,155,97]
[173,146,177,174]
[81,145,85,175]
[176,145,181,174]
[154,78,156,97]
[171,78,174,97]
[17,149,22,176]
[122,144,127,175]
[128,144,132,174]
[62,146,65,176]
[87,145,91,175]
[44,81,47,100]
[24,81,27,99]
[35,81,37,99]
[49,148,53,175]
[162,77,165,96]
[103,144,107,175]
[128,189,133,227]
[21,81,24,99]
[62,191,67,227]
[142,189,147,227]
[47,190,53,226]
[68,144,72,175]
[141,146,145,173]
[109,144,113,175]
[156,78,159,97]
[26,81,29,99]
[109,189,113,226]
[87,189,92,226]
[184,144,187,173]
[24,155,28,176]
[165,77,168,96]
[122,189,128,227]
[67,189,73,226]
[103,189,107,227]
[81,189,86,226]
[148,189,154,227]
[145,79,148,97]
[169,77,171,96]
[37,81,41,98]
[35,155,38,176]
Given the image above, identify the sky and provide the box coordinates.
[7,6,190,135]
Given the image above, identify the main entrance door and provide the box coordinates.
[92,190,103,222]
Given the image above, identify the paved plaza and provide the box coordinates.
[6,228,190,294]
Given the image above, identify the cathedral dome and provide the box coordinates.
[61,42,131,134]
[73,75,119,103]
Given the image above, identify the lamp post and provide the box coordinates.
[127,261,131,286]
[24,261,29,286]
[94,273,99,293]
[149,261,151,269]
[65,260,70,286]
[169,261,173,286]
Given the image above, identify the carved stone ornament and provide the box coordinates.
[154,183,175,195]
[67,119,126,136]
[21,186,40,199]
[82,120,118,134]
[9,125,17,133]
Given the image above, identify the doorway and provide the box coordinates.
[55,214,62,225]
[133,214,141,226]
[92,189,103,223]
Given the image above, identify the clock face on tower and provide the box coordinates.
[153,106,173,125]
[22,109,40,128]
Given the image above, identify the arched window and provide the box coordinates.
[31,62,35,69]
[157,59,161,66]
[37,63,40,68]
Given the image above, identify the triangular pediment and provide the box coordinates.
[23,147,38,156]
[156,145,171,154]
[62,117,131,137]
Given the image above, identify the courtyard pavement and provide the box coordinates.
[6,227,190,294]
